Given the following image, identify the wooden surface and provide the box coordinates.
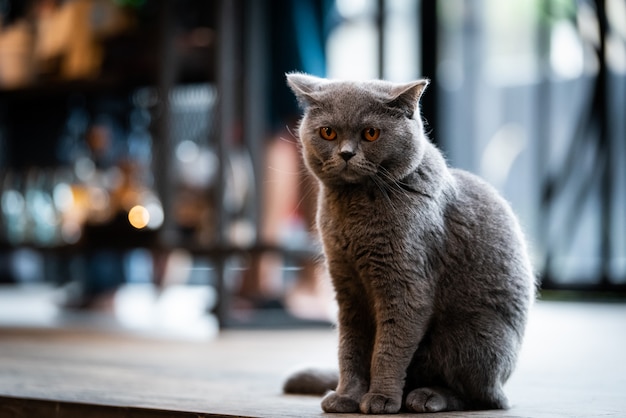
[1,301,625,417]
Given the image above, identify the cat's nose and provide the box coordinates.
[340,150,356,161]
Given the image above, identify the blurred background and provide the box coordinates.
[0,0,624,339]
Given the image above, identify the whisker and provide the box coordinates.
[369,175,387,199]
[285,125,299,140]
[376,167,411,201]
[370,174,399,212]
[372,167,425,219]
[277,134,299,146]
[292,179,318,220]
[266,166,302,176]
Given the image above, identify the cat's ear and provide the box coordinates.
[387,79,429,117]
[286,72,324,108]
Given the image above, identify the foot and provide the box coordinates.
[321,390,360,413]
[360,392,402,414]
[405,387,463,413]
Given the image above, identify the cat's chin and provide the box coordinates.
[337,164,373,184]
[332,172,368,186]
[339,173,365,184]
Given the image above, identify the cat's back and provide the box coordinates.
[442,168,535,311]
[447,168,527,249]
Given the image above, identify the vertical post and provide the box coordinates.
[213,0,240,327]
[537,0,553,285]
[595,0,611,285]
[377,0,385,79]
[244,0,267,248]
[154,0,176,246]
[215,0,238,247]
[420,0,438,144]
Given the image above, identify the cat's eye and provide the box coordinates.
[362,127,381,142]
[319,127,337,141]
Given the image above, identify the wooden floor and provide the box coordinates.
[0,300,625,417]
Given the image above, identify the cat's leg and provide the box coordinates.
[450,328,514,410]
[321,304,373,413]
[467,385,509,410]
[409,317,514,412]
[321,261,374,413]
[360,285,434,414]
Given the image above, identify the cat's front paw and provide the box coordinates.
[321,390,360,413]
[359,392,402,414]
[405,387,466,413]
[406,387,447,412]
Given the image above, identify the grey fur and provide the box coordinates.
[284,73,535,414]
[283,368,339,395]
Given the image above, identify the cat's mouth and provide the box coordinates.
[320,157,375,185]
[337,161,372,184]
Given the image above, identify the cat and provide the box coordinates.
[282,73,536,414]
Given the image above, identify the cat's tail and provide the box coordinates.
[283,368,338,395]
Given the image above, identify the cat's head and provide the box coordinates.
[286,73,429,189]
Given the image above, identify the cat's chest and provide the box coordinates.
[320,191,420,255]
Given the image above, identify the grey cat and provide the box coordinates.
[283,73,535,414]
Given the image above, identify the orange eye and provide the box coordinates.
[319,127,337,141]
[362,127,380,142]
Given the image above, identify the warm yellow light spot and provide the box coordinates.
[128,205,150,229]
